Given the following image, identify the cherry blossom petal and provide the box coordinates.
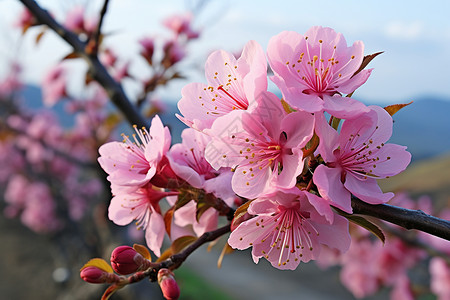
[145,209,165,257]
[322,94,370,119]
[232,164,271,199]
[344,175,393,204]
[280,110,315,149]
[108,194,138,226]
[313,165,352,213]
[314,113,339,163]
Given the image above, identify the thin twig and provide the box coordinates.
[88,0,110,55]
[162,223,231,270]
[18,0,149,128]
[142,223,231,281]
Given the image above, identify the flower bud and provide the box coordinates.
[110,245,150,275]
[158,269,180,300]
[80,266,119,284]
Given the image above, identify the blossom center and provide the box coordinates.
[258,205,318,267]
[285,40,356,97]
[337,126,391,179]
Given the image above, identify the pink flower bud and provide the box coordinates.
[110,246,147,275]
[162,40,186,68]
[80,266,119,284]
[158,269,180,300]
[139,37,155,64]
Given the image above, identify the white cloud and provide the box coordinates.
[384,21,424,41]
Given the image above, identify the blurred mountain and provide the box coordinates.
[20,85,450,160]
[379,152,450,206]
[382,96,450,161]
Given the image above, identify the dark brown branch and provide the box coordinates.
[139,223,231,282]
[88,0,110,55]
[352,197,450,240]
[18,0,149,128]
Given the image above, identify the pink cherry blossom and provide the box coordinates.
[63,6,98,36]
[109,183,178,257]
[172,200,219,238]
[113,61,131,82]
[14,7,38,31]
[267,26,371,118]
[205,92,314,199]
[430,257,450,300]
[139,36,155,64]
[42,64,67,107]
[313,106,411,213]
[20,182,62,233]
[0,62,22,97]
[376,238,424,286]
[339,238,382,298]
[98,115,171,188]
[4,174,29,217]
[100,48,118,68]
[167,128,236,238]
[64,6,85,34]
[390,275,414,300]
[177,40,267,131]
[168,128,234,199]
[162,39,186,67]
[228,189,350,270]
[163,12,199,40]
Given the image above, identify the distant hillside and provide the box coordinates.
[383,96,450,161]
[379,153,450,207]
[19,86,450,160]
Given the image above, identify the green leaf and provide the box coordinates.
[171,236,197,254]
[330,116,341,130]
[339,212,385,243]
[80,258,113,274]
[174,190,195,210]
[384,101,413,116]
[196,201,213,222]
[231,200,253,230]
[281,99,296,113]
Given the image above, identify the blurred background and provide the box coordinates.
[0,0,449,299]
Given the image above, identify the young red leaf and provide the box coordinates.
[164,207,175,238]
[133,244,152,261]
[384,101,413,116]
[352,51,383,78]
[101,284,123,300]
[81,258,114,274]
[170,235,197,254]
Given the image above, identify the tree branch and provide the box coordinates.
[161,223,231,271]
[351,197,450,240]
[88,0,110,55]
[18,0,149,128]
[138,223,231,282]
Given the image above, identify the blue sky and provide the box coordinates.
[1,0,449,104]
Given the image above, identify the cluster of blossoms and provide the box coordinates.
[0,63,105,233]
[98,26,412,271]
[2,6,202,236]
